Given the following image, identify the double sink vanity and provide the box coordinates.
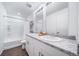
[25,33,77,56]
[24,2,78,56]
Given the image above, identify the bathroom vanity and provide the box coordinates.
[25,33,77,56]
[24,2,78,56]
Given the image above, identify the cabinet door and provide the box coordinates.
[33,39,45,56]
[41,43,69,56]
[25,36,30,55]
[34,45,41,56]
[25,40,29,54]
[28,38,34,56]
[25,36,34,56]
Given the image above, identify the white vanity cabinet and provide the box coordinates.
[32,39,42,56]
[28,41,34,56]
[25,35,69,56]
[25,36,30,54]
[34,39,68,56]
[25,36,34,56]
[25,35,43,56]
[25,35,41,56]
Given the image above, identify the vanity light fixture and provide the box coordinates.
[46,2,52,6]
[26,2,32,8]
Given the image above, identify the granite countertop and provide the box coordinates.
[26,33,77,56]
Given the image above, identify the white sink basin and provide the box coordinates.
[41,36,63,41]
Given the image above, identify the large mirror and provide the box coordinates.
[46,2,69,36]
[35,7,44,33]
[34,2,77,40]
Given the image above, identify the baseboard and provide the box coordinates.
[3,40,22,50]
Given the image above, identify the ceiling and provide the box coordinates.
[46,2,68,16]
[2,2,68,20]
[2,2,43,19]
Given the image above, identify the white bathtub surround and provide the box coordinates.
[3,15,25,50]
[0,3,7,55]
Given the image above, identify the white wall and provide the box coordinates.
[0,3,7,54]
[36,22,42,32]
[67,3,79,44]
[68,3,78,37]
[46,8,68,35]
[69,3,79,43]
[23,21,30,39]
[78,3,79,44]
[5,17,24,42]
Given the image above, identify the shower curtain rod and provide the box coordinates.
[4,15,24,20]
[4,15,30,22]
